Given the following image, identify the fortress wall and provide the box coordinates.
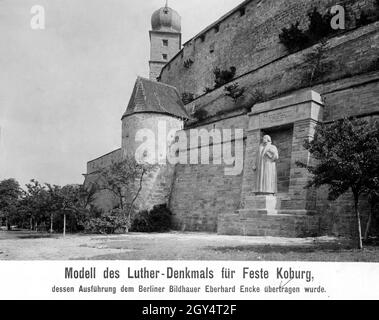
[87,149,122,174]
[85,149,123,213]
[180,23,379,126]
[160,0,377,96]
[169,115,248,232]
[169,75,379,233]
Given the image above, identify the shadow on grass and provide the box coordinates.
[210,242,354,254]
[0,230,57,240]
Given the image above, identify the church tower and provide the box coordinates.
[149,2,181,80]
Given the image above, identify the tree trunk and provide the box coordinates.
[364,204,374,242]
[30,217,33,230]
[127,171,146,222]
[50,214,54,233]
[354,197,363,250]
[63,214,66,237]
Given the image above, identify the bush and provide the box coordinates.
[130,204,172,233]
[83,209,130,234]
[203,87,213,94]
[307,7,335,42]
[356,11,371,27]
[250,89,268,104]
[183,59,194,68]
[279,22,309,52]
[214,67,236,88]
[182,92,195,105]
[193,108,208,121]
[279,8,336,52]
[242,89,268,112]
[355,9,379,28]
[224,83,245,102]
[368,57,379,72]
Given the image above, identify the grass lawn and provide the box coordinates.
[0,230,378,261]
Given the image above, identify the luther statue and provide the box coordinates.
[254,135,279,195]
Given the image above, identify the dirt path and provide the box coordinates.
[0,230,366,261]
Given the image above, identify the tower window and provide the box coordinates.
[200,34,206,42]
[162,54,168,60]
[239,7,246,16]
[214,25,220,33]
[162,39,168,46]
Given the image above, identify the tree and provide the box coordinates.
[297,118,379,249]
[0,179,22,230]
[94,157,153,224]
[364,177,379,241]
[23,180,50,231]
[362,123,379,240]
[302,39,335,86]
[46,184,90,236]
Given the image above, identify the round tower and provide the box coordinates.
[121,76,188,212]
[121,77,188,163]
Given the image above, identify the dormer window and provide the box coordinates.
[239,7,246,16]
[163,39,168,46]
[162,54,168,60]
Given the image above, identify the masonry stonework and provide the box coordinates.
[86,1,379,238]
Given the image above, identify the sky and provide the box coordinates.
[0,0,243,187]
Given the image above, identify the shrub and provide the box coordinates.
[214,67,236,88]
[250,89,268,104]
[302,40,335,85]
[355,8,379,28]
[183,59,194,68]
[279,22,309,52]
[356,11,371,27]
[83,209,130,234]
[279,8,336,52]
[307,7,335,42]
[182,92,195,105]
[243,89,268,112]
[368,57,379,72]
[203,87,213,94]
[130,204,172,232]
[193,108,208,121]
[224,83,245,102]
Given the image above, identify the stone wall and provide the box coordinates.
[87,149,122,174]
[169,115,248,231]
[122,113,183,161]
[160,0,377,97]
[178,22,379,127]
[169,84,379,235]
[85,150,123,213]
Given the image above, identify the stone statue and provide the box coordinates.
[254,135,279,195]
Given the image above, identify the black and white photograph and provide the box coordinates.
[0,0,378,302]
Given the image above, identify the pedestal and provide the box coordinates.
[238,195,278,217]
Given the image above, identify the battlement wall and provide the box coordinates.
[160,0,377,98]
